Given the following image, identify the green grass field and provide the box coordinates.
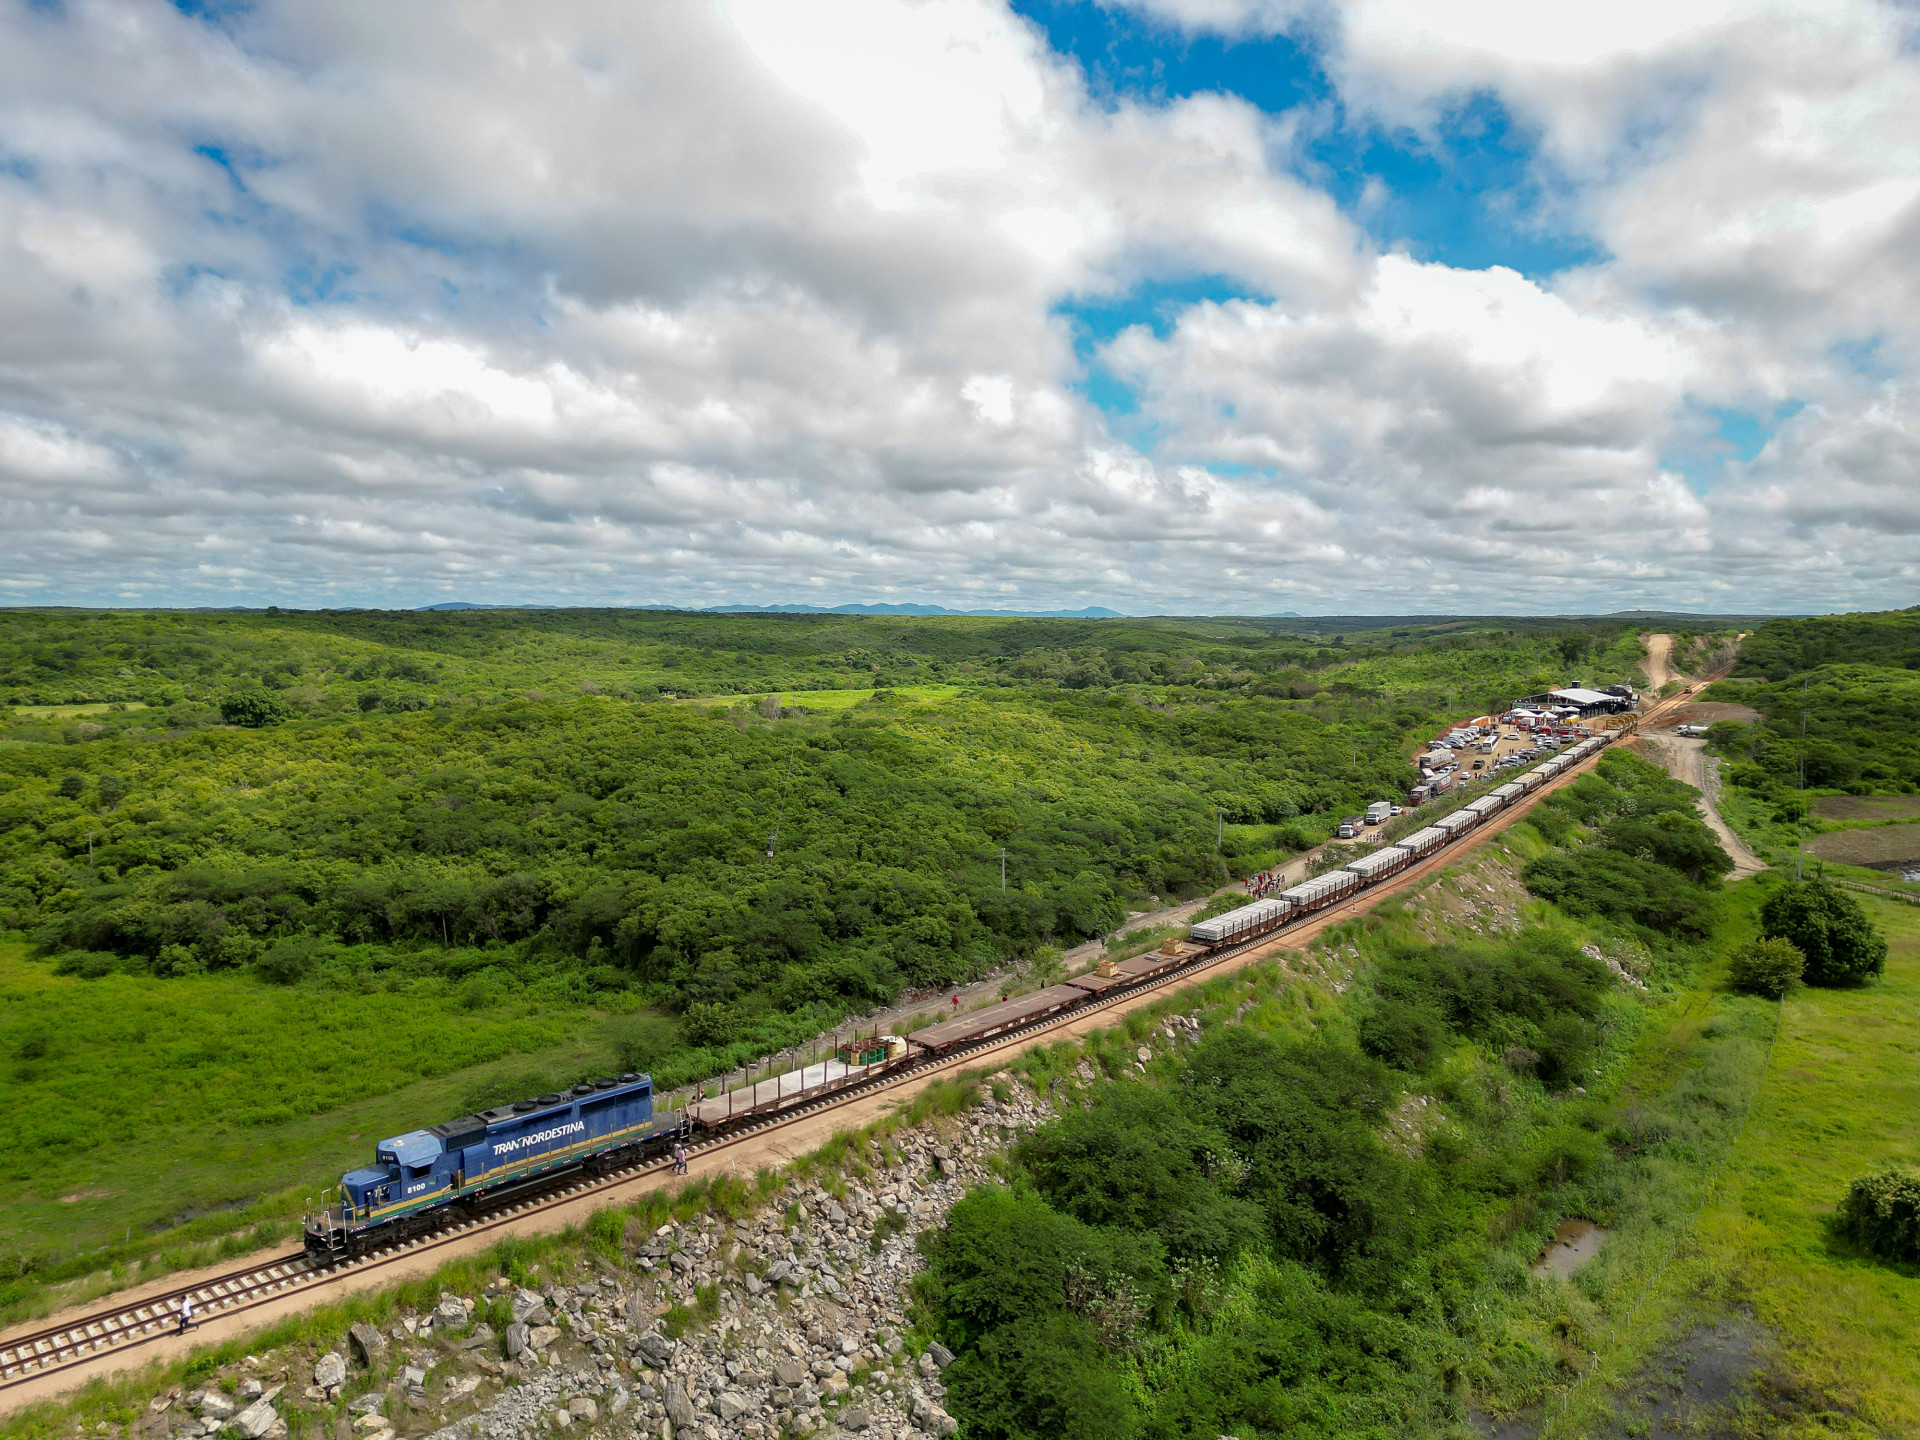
[682,683,973,710]
[0,941,640,1273]
[1693,894,1920,1431]
[6,702,149,720]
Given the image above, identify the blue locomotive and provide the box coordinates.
[304,1073,687,1259]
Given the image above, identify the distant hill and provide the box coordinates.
[415,600,1129,618]
[701,602,1127,619]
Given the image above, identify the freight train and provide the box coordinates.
[306,733,1613,1259]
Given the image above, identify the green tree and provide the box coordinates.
[220,688,292,728]
[1760,880,1887,986]
[1727,936,1805,999]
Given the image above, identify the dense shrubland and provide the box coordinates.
[914,748,1740,1440]
[1704,608,1920,807]
[0,612,1653,1056]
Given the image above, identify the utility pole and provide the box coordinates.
[1216,809,1224,851]
[999,848,1007,893]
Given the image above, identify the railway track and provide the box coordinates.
[2,679,1720,1396]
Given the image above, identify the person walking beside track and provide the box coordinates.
[176,1295,195,1334]
[672,1141,688,1176]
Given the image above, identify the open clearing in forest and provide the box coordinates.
[1694,894,1920,1431]
[6,702,148,719]
[678,683,969,710]
[1806,822,1920,868]
[1813,794,1920,822]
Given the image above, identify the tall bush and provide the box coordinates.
[1760,880,1887,986]
[1727,936,1804,999]
[1839,1168,1920,1263]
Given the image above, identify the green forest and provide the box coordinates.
[1698,608,1920,883]
[1706,607,1920,796]
[0,608,1659,1275]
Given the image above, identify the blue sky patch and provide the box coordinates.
[1013,0,1598,279]
[1712,401,1805,461]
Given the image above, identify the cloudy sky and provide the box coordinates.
[2,0,1917,615]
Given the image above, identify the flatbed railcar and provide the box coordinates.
[1190,895,1292,947]
[305,731,1620,1255]
[1345,845,1412,883]
[908,984,1087,1053]
[1398,825,1447,859]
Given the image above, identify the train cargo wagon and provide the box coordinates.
[1464,796,1503,820]
[1190,896,1290,947]
[1491,782,1525,804]
[1399,825,1447,859]
[1345,846,1410,882]
[1282,869,1360,916]
[686,1037,908,1128]
[908,984,1087,1053]
[1064,970,1128,996]
[1434,810,1478,838]
[1115,948,1188,983]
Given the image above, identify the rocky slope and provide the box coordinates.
[136,1082,1069,1440]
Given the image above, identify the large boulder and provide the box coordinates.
[504,1322,531,1360]
[634,1333,675,1367]
[772,1358,807,1388]
[715,1392,754,1424]
[312,1353,347,1391]
[526,1325,561,1353]
[433,1297,470,1329]
[509,1289,547,1325]
[231,1396,280,1440]
[838,1406,870,1431]
[566,1400,597,1424]
[664,1384,697,1429]
[927,1341,954,1369]
[914,1396,960,1437]
[347,1322,388,1368]
[198,1394,235,1420]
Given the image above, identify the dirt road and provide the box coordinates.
[1637,732,1767,878]
[1643,632,1684,693]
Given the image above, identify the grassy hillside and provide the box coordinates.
[1693,891,1920,1431]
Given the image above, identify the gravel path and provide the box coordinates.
[1637,733,1767,878]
